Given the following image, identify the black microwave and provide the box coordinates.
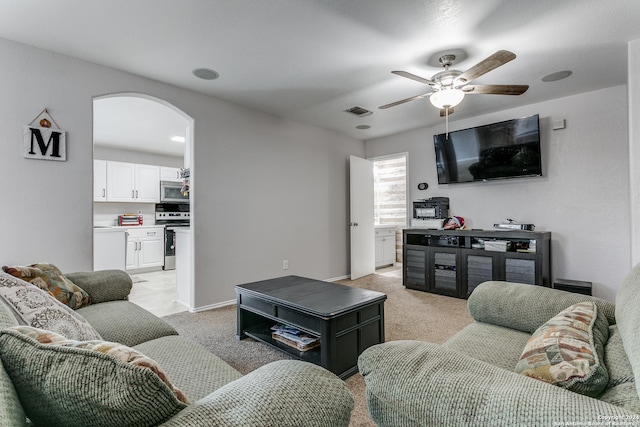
[160,181,189,202]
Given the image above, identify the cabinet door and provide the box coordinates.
[375,227,396,268]
[404,246,427,291]
[464,252,497,297]
[382,236,395,265]
[107,161,136,202]
[93,160,107,202]
[160,166,181,182]
[135,164,160,202]
[139,238,164,268]
[430,249,459,297]
[125,238,137,270]
[504,257,537,284]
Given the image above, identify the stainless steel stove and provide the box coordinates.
[155,203,190,270]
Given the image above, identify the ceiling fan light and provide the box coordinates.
[430,88,465,109]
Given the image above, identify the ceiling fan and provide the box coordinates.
[380,50,529,117]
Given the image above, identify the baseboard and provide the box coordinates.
[190,299,236,313]
[187,276,351,312]
[325,274,350,282]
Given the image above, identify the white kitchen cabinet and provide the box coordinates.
[375,226,396,268]
[125,227,164,271]
[106,161,160,203]
[160,166,182,182]
[93,227,126,270]
[93,160,108,202]
[106,161,135,202]
[135,164,161,202]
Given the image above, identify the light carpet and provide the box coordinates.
[163,273,473,426]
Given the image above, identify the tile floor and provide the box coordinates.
[128,269,187,317]
[128,264,403,317]
[376,264,402,278]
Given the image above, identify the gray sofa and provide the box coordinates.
[358,263,640,426]
[0,269,354,426]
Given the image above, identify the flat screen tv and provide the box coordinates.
[433,114,541,184]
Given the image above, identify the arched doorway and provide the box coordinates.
[92,93,194,316]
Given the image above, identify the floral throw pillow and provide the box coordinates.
[515,301,609,397]
[0,326,188,427]
[0,271,100,341]
[3,263,91,309]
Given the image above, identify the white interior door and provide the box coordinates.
[350,155,375,280]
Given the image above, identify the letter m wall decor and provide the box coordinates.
[22,109,66,161]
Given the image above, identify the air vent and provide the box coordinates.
[344,106,373,117]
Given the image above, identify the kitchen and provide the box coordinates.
[92,95,193,316]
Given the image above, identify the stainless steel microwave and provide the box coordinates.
[160,181,189,202]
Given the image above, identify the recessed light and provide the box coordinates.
[356,125,371,130]
[542,70,572,82]
[192,68,220,80]
[170,136,186,143]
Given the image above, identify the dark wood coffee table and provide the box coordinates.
[235,275,386,379]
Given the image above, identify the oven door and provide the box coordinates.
[160,181,189,202]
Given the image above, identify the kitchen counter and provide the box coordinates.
[94,225,165,272]
[94,225,165,230]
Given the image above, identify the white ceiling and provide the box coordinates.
[1,0,640,143]
[93,96,189,157]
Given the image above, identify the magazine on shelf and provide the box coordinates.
[270,324,320,352]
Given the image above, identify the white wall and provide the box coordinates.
[366,86,630,301]
[629,40,640,266]
[0,38,364,308]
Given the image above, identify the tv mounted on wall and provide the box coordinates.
[433,114,542,184]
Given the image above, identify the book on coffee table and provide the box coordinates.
[271,324,320,352]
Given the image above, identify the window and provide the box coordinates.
[373,154,407,227]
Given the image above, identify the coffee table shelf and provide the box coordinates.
[236,275,386,379]
[242,323,321,365]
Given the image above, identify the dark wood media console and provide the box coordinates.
[403,228,551,298]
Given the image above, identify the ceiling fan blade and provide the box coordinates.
[456,50,516,84]
[391,70,435,85]
[462,84,529,95]
[439,107,455,117]
[379,92,431,109]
